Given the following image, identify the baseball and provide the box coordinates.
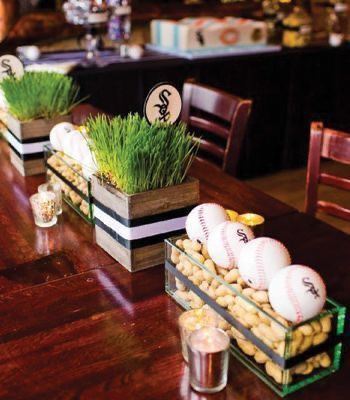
[61,132,75,158]
[65,130,86,161]
[238,237,291,290]
[207,221,255,269]
[81,151,97,176]
[185,203,229,244]
[50,122,75,152]
[268,265,327,323]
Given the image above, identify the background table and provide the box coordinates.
[0,140,348,400]
[70,44,350,178]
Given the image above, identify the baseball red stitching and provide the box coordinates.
[255,238,268,289]
[198,204,210,241]
[285,267,304,323]
[221,222,235,268]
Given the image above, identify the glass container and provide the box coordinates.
[178,307,219,362]
[107,0,132,55]
[62,0,108,66]
[38,182,63,215]
[187,327,230,393]
[165,236,346,397]
[30,192,57,228]
[44,145,93,223]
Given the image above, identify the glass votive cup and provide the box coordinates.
[38,182,62,215]
[187,327,230,394]
[178,307,219,363]
[30,192,57,228]
[237,213,265,237]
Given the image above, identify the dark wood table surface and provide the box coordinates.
[0,141,348,400]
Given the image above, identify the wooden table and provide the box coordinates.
[0,140,348,400]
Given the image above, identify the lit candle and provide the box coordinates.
[187,327,230,393]
[178,307,219,362]
[38,182,62,215]
[226,209,239,222]
[237,213,265,237]
[30,192,57,228]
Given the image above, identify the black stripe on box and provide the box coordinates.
[95,217,186,249]
[46,162,89,203]
[165,260,344,369]
[93,197,195,228]
[9,143,44,161]
[5,127,50,144]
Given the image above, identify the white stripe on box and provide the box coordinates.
[93,205,186,241]
[3,130,50,155]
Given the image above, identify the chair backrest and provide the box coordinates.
[305,121,350,221]
[181,80,252,176]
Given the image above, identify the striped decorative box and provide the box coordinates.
[92,175,199,272]
[2,113,71,176]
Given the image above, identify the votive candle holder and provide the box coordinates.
[30,192,57,228]
[187,327,230,394]
[38,182,62,215]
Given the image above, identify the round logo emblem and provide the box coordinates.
[144,83,182,125]
[0,55,24,81]
[220,28,239,45]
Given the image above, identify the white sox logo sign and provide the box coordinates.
[0,55,24,82]
[144,83,182,125]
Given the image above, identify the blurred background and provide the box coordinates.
[0,1,343,50]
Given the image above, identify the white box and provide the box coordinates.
[151,17,268,51]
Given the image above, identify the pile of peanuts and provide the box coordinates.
[171,238,333,385]
[47,153,90,217]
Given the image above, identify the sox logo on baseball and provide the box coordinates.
[268,265,326,323]
[238,237,291,290]
[207,221,254,269]
[185,203,229,245]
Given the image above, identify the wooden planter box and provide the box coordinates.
[92,176,200,272]
[3,113,72,176]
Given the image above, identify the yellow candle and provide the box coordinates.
[237,213,265,237]
[237,213,265,226]
[226,209,239,222]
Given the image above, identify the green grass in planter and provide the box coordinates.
[0,72,83,121]
[86,113,199,195]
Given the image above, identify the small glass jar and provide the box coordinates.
[38,182,62,215]
[107,0,132,55]
[178,307,219,362]
[30,192,57,228]
[187,327,230,393]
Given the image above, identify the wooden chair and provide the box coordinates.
[305,122,350,221]
[181,80,252,176]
